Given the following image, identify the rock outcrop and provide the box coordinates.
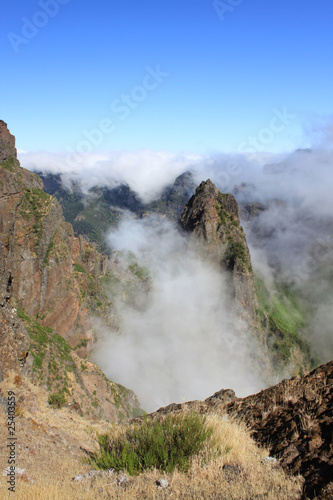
[149,360,333,499]
[225,361,333,499]
[180,179,259,328]
[0,120,20,166]
[0,303,32,381]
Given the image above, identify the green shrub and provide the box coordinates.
[91,412,212,475]
[1,156,15,171]
[43,236,55,265]
[254,275,316,367]
[224,241,247,269]
[48,392,67,409]
[32,354,44,369]
[73,263,86,273]
[131,408,145,418]
[128,262,149,281]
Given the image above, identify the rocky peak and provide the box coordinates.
[0,120,17,164]
[180,179,240,249]
[180,179,259,326]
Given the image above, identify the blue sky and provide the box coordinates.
[1,0,333,154]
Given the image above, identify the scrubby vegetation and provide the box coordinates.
[224,240,248,271]
[17,308,76,389]
[73,263,86,273]
[0,155,15,171]
[18,188,53,251]
[43,236,55,265]
[91,412,213,474]
[0,389,303,500]
[128,262,149,281]
[16,308,141,420]
[48,391,67,409]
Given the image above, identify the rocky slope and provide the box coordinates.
[1,124,330,498]
[0,121,141,421]
[149,360,333,499]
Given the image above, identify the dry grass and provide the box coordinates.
[0,371,110,442]
[0,450,303,499]
[0,375,303,500]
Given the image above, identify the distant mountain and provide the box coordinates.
[38,170,197,252]
[144,170,197,220]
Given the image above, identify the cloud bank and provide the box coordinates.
[94,216,265,412]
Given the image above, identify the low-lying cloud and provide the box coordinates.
[94,215,265,412]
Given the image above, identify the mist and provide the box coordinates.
[94,215,265,412]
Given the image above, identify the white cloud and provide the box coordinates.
[94,216,265,411]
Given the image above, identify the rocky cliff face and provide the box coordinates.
[0,303,32,382]
[180,179,259,328]
[0,121,140,421]
[0,121,111,344]
[0,120,20,166]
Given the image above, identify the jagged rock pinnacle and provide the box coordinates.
[0,120,17,164]
[180,179,259,326]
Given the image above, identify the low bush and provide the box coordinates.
[73,263,86,273]
[91,412,212,475]
[48,392,67,409]
[224,241,247,270]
